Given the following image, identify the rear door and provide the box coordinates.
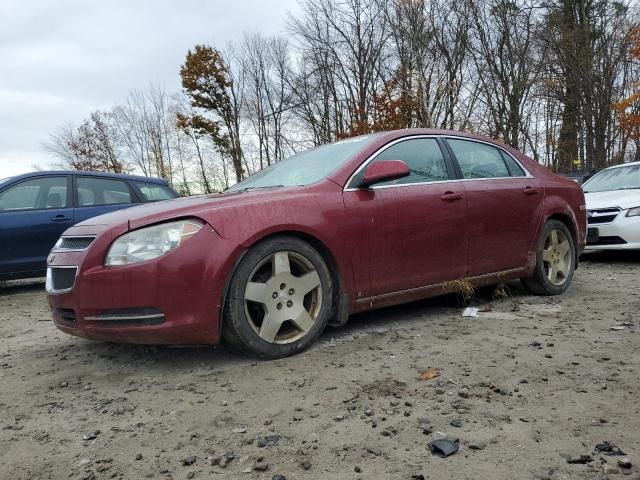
[444,138,544,276]
[343,136,468,296]
[130,180,179,202]
[0,175,72,277]
[73,176,138,224]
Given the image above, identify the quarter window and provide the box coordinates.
[448,139,511,179]
[76,177,133,207]
[500,151,526,176]
[0,176,68,211]
[369,138,449,186]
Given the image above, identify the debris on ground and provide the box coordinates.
[420,368,440,380]
[428,437,459,458]
[462,307,478,317]
[565,454,593,464]
[594,441,626,456]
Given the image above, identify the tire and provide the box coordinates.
[222,236,334,358]
[521,219,576,296]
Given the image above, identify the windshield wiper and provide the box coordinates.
[228,185,286,193]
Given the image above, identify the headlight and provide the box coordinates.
[105,220,203,266]
[626,207,640,217]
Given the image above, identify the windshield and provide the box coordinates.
[0,177,12,185]
[583,164,640,193]
[228,135,376,191]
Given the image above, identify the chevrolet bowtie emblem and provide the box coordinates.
[47,254,55,265]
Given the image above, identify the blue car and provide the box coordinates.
[0,171,179,281]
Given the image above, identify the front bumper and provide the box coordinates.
[585,209,640,251]
[47,224,239,345]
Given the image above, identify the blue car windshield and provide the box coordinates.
[228,135,376,191]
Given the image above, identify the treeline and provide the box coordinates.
[45,0,640,193]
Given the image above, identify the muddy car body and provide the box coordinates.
[47,129,586,358]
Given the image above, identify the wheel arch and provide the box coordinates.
[219,229,347,332]
[544,212,580,268]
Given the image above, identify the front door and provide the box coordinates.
[343,137,468,297]
[0,175,72,277]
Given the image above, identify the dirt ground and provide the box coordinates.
[1,252,639,480]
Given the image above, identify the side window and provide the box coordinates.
[0,177,68,211]
[76,177,133,207]
[500,151,526,177]
[135,182,177,201]
[448,139,510,179]
[371,138,449,186]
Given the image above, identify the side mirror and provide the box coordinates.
[358,160,410,188]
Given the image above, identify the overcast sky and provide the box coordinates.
[0,0,299,178]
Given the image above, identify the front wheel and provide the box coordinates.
[521,220,576,296]
[222,236,334,358]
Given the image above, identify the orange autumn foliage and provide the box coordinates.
[614,26,640,140]
[338,70,416,139]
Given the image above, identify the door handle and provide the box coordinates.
[440,191,463,202]
[51,215,71,222]
[523,186,538,195]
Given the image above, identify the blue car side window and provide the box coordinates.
[0,177,68,212]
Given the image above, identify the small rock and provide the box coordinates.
[300,460,311,470]
[135,453,142,461]
[468,441,486,450]
[458,389,470,399]
[272,476,286,480]
[254,462,270,471]
[181,455,197,466]
[354,466,362,473]
[618,458,632,469]
[566,454,592,464]
[264,418,273,426]
[83,430,100,440]
[450,419,463,428]
[232,427,246,434]
[364,409,374,417]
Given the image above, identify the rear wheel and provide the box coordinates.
[222,236,333,358]
[521,219,575,295]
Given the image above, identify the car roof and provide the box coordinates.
[5,170,169,185]
[601,161,640,170]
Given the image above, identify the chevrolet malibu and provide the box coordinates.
[47,130,586,358]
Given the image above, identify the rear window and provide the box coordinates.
[135,182,177,201]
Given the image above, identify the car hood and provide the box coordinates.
[584,189,640,210]
[74,185,313,234]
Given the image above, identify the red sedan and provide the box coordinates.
[47,129,586,358]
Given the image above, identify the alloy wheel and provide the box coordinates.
[243,250,322,344]
[542,229,572,286]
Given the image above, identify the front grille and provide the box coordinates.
[50,267,77,291]
[57,236,95,251]
[587,208,621,225]
[587,235,627,246]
